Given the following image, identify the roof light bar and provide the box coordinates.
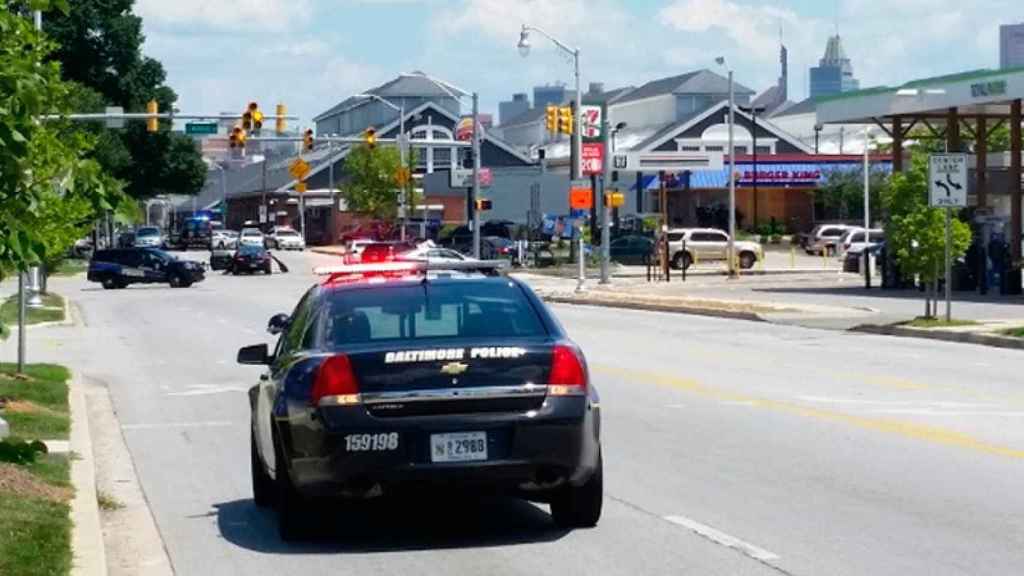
[313,260,510,278]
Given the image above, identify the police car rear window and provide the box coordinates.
[323,281,546,345]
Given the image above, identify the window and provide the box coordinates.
[679,146,701,152]
[755,146,772,154]
[705,145,724,152]
[869,232,886,242]
[279,289,318,358]
[667,233,686,242]
[323,281,547,346]
[733,146,748,154]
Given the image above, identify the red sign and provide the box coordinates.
[478,167,493,187]
[741,169,822,183]
[581,142,605,175]
[569,186,593,210]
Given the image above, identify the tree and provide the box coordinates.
[0,0,118,277]
[816,167,888,222]
[342,145,403,220]
[882,151,972,314]
[39,0,207,199]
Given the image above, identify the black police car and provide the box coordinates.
[227,244,273,275]
[238,261,602,540]
[88,248,205,289]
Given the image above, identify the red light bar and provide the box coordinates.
[313,260,510,284]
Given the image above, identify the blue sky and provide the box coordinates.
[134,0,1021,128]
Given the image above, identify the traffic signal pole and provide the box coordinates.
[472,92,482,259]
[600,116,611,284]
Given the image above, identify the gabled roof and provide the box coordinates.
[769,96,818,118]
[631,100,813,153]
[313,72,467,123]
[614,70,754,105]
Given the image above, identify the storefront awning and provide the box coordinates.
[630,160,892,191]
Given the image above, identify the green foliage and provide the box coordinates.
[40,0,207,199]
[342,145,403,219]
[882,151,972,284]
[815,167,888,222]
[0,492,72,576]
[0,438,48,465]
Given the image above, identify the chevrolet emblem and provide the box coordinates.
[440,362,469,376]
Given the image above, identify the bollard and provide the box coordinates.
[790,246,796,269]
[26,266,44,309]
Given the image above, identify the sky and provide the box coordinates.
[134,0,1022,129]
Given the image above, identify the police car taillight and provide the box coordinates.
[311,354,361,406]
[548,345,587,396]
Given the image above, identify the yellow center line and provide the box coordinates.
[593,363,1024,462]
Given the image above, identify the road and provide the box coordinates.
[8,250,1024,575]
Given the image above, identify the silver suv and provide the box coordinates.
[666,228,763,270]
[806,224,854,256]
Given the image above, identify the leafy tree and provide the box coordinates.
[816,168,888,222]
[881,152,972,291]
[38,0,207,199]
[342,145,403,220]
[0,0,118,277]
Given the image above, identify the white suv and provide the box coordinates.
[806,224,854,256]
[266,227,305,251]
[666,228,763,270]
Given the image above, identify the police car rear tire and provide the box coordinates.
[550,452,603,529]
[101,277,119,290]
[251,430,274,508]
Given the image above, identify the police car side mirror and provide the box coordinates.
[267,313,290,335]
[237,344,270,365]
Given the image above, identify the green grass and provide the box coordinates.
[51,259,87,277]
[1002,327,1024,338]
[0,293,65,328]
[901,317,980,329]
[0,363,71,440]
[0,453,72,576]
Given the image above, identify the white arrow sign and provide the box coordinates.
[929,154,968,208]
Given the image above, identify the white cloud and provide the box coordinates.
[135,0,314,32]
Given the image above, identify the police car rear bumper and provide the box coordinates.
[278,395,600,499]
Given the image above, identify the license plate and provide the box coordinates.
[430,432,487,463]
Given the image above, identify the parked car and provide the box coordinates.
[266,227,306,251]
[397,245,471,263]
[358,241,416,263]
[843,242,885,273]
[212,230,239,250]
[609,235,655,265]
[239,227,265,248]
[133,226,165,249]
[344,238,376,260]
[228,244,273,275]
[806,224,854,256]
[666,228,763,270]
[169,216,213,250]
[88,248,205,289]
[836,227,885,256]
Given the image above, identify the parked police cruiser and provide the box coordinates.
[88,248,205,289]
[238,260,602,540]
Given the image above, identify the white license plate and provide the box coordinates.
[430,432,487,463]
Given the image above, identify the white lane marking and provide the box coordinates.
[666,404,687,409]
[797,396,998,408]
[121,420,239,431]
[664,515,779,561]
[720,400,756,407]
[164,385,248,397]
[869,409,1024,417]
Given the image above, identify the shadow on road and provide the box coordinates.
[214,495,570,554]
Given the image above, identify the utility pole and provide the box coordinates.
[472,92,481,259]
[599,114,612,284]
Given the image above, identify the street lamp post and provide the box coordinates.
[716,57,737,277]
[863,127,872,289]
[357,93,406,240]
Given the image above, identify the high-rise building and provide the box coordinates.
[1001,23,1024,69]
[809,35,860,99]
[533,84,567,110]
[499,93,530,125]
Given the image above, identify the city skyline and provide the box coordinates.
[135,0,1020,127]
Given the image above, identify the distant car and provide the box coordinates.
[133,226,165,249]
[837,228,885,256]
[239,228,265,248]
[358,242,416,263]
[116,230,136,249]
[609,235,654,265]
[345,238,376,260]
[843,242,885,273]
[169,216,213,250]
[806,224,854,256]
[266,227,305,251]
[397,245,471,263]
[212,230,239,250]
[228,244,273,275]
[667,228,763,270]
[88,248,205,289]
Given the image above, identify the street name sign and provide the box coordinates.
[450,168,493,188]
[185,122,218,135]
[929,154,968,208]
[610,151,724,172]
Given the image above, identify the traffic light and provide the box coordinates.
[248,102,264,133]
[364,127,377,149]
[558,106,573,135]
[605,191,625,208]
[302,129,314,152]
[545,105,558,134]
[229,126,247,149]
[275,103,287,135]
[146,99,159,133]
[475,199,493,211]
[242,109,253,131]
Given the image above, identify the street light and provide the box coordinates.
[716,56,737,277]
[356,93,408,240]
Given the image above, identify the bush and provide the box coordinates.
[0,439,49,465]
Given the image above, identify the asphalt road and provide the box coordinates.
[8,250,1024,575]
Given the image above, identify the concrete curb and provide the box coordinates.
[69,375,108,576]
[541,294,766,323]
[852,324,1024,351]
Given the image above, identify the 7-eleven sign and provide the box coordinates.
[580,105,602,140]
